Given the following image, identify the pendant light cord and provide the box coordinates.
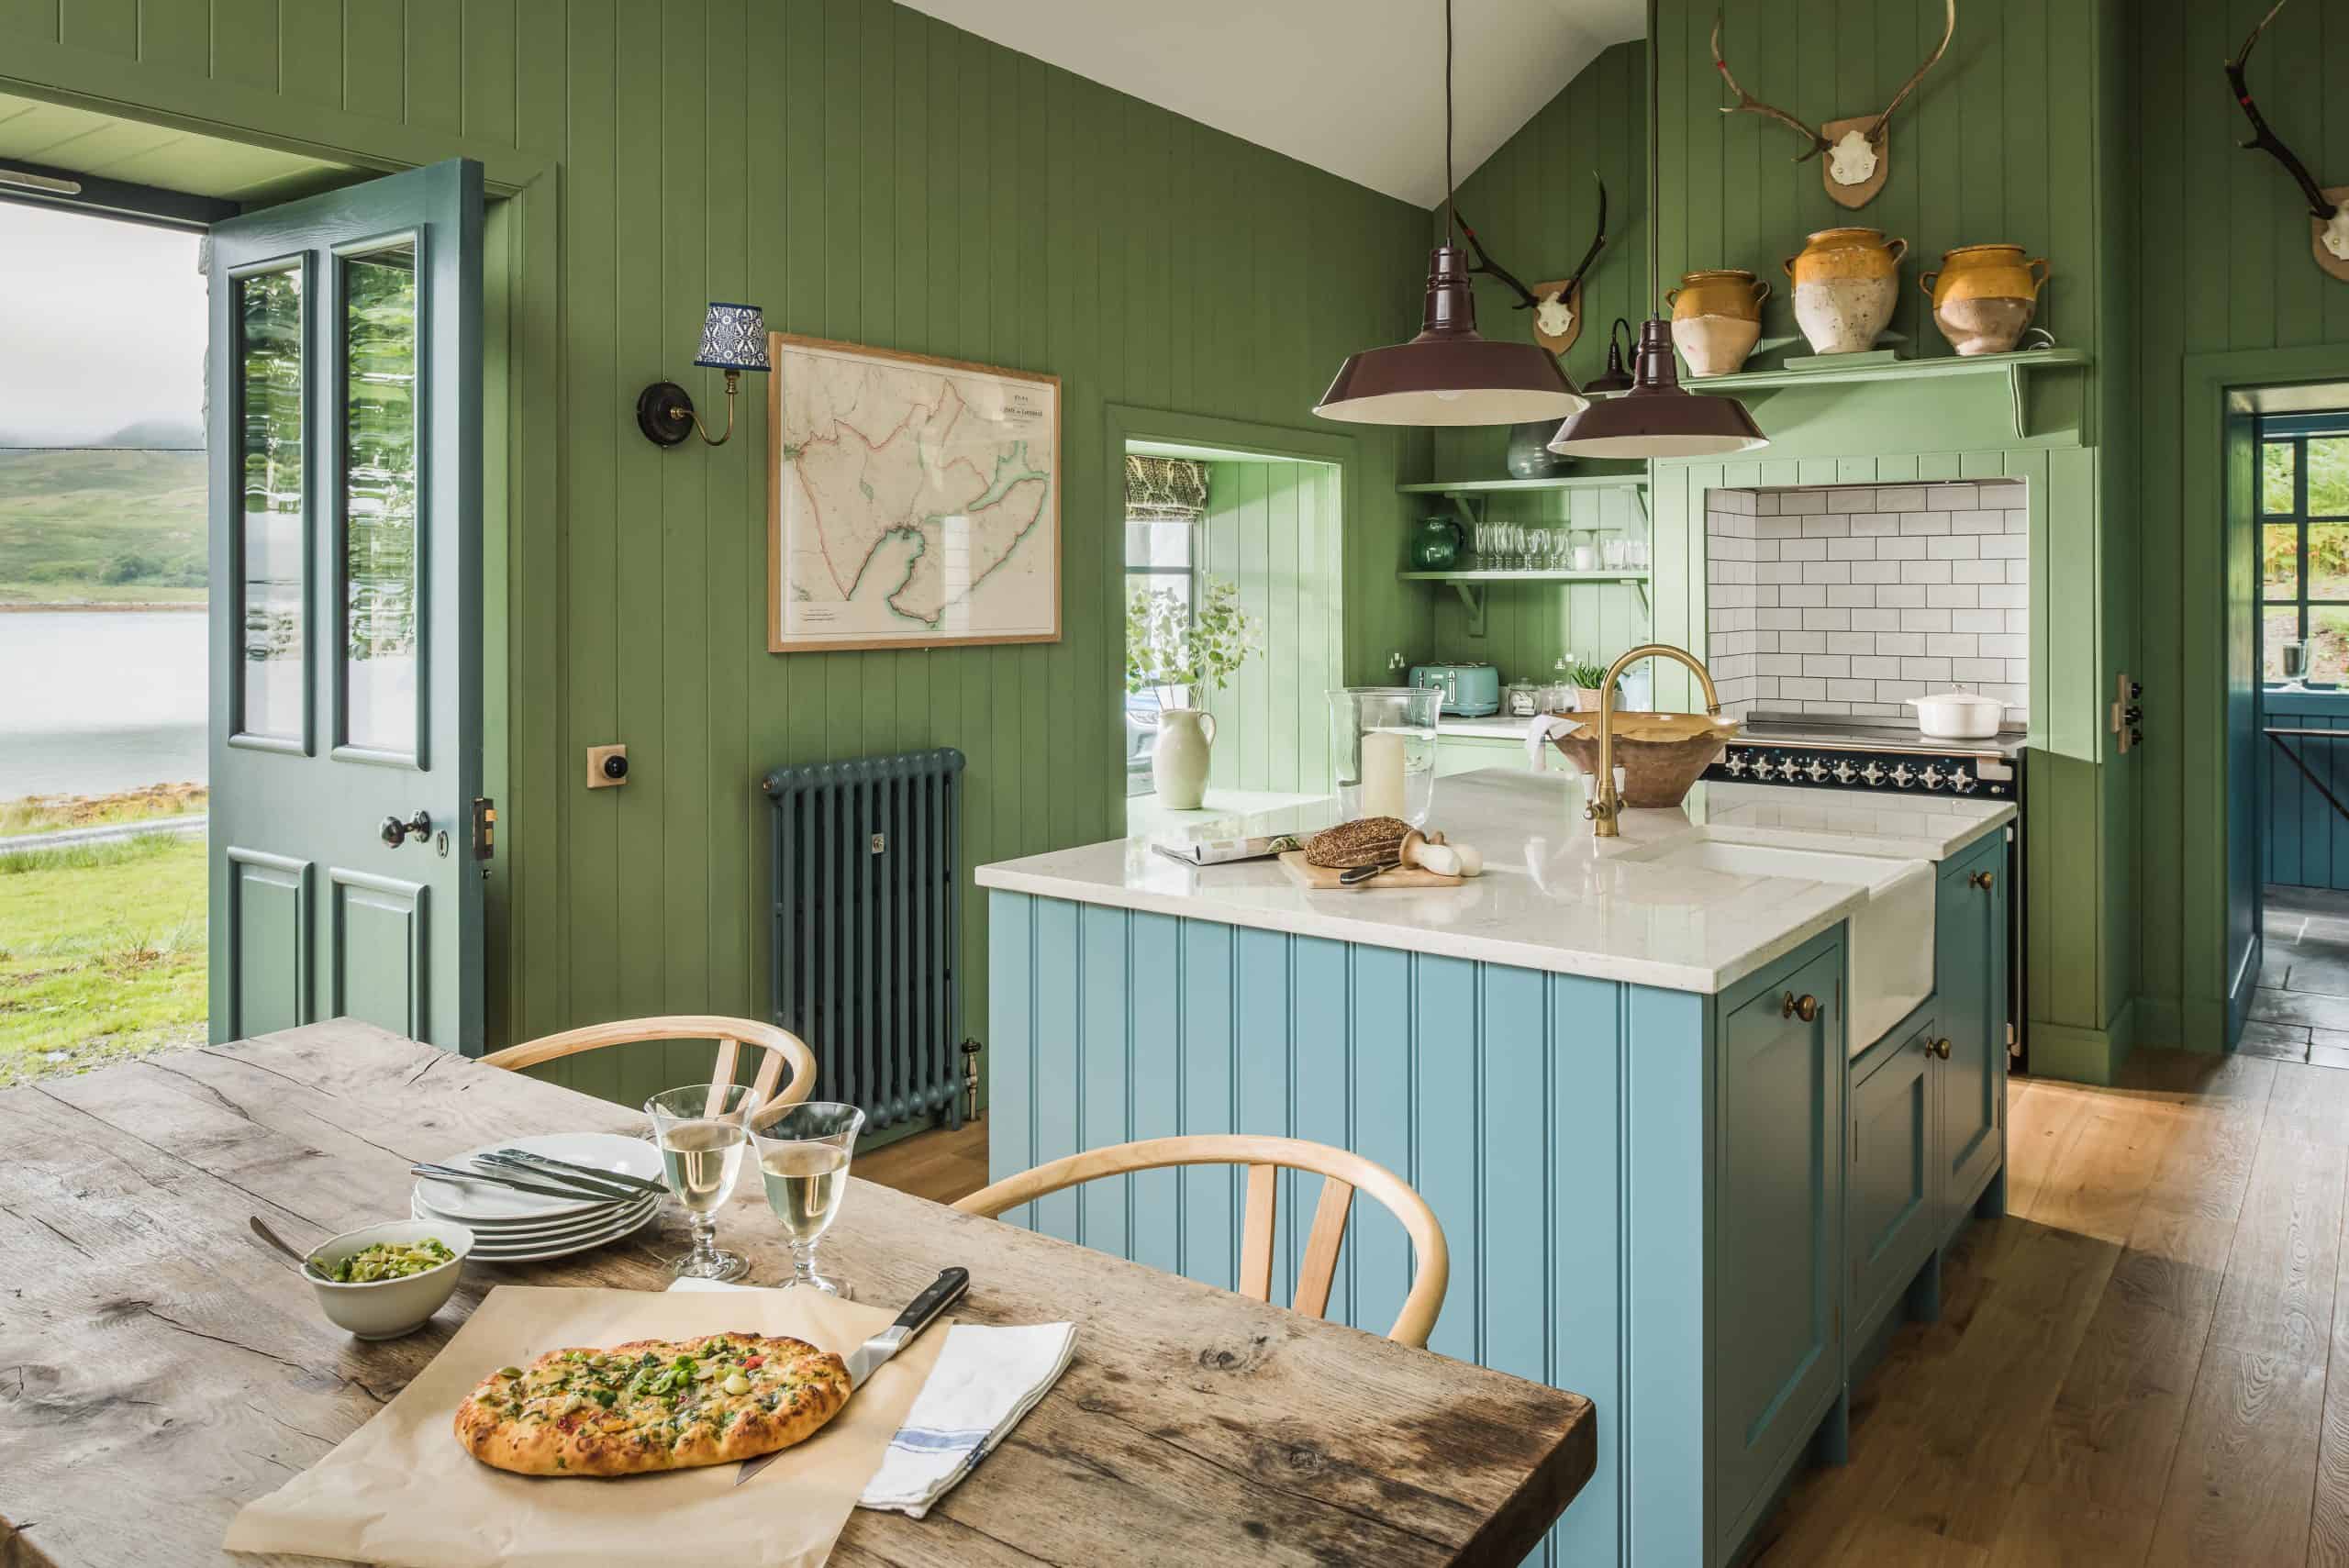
[1645,0,1660,315]
[1428,0,1446,245]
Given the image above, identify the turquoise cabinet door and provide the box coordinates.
[1935,834,2008,1227]
[206,160,484,1051]
[1712,942,1845,1542]
[1848,1020,1935,1338]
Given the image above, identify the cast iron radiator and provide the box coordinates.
[761,748,966,1133]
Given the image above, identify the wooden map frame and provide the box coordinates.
[767,331,1062,653]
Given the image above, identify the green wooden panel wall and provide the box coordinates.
[1197,459,1343,797]
[2134,0,2349,1051]
[1,0,1431,1110]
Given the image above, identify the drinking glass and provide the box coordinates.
[646,1083,763,1281]
[751,1100,867,1295]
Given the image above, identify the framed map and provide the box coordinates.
[767,333,1059,652]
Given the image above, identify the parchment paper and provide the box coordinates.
[224,1284,949,1568]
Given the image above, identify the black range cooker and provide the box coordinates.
[1701,715,2028,1069]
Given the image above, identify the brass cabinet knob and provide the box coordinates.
[1969,870,1995,891]
[1930,1037,1953,1059]
[1781,991,1820,1023]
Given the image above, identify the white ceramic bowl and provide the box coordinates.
[306,1218,475,1340]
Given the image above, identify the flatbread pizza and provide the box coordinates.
[454,1331,852,1477]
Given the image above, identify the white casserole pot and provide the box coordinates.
[1907,688,2003,740]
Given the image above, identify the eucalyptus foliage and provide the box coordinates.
[1126,575,1263,709]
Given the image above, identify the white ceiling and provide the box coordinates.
[897,0,1647,209]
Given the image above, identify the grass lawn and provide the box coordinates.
[0,832,206,1086]
[0,782,207,838]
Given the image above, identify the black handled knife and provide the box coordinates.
[735,1267,970,1485]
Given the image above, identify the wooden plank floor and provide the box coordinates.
[864,985,2349,1562]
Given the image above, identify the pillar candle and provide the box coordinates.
[1359,729,1407,818]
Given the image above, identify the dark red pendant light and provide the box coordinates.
[1315,0,1586,428]
[1547,0,1766,458]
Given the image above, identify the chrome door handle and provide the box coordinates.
[381,810,431,848]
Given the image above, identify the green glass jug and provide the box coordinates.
[1410,514,1464,570]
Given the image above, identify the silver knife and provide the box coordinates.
[735,1266,970,1486]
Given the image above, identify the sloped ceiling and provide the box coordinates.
[896,0,1646,208]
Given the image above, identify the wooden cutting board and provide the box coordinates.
[1277,850,1464,890]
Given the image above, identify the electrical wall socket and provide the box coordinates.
[586,744,629,788]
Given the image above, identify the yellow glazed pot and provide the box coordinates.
[1920,243,2050,356]
[1665,269,1772,377]
[1783,227,1908,355]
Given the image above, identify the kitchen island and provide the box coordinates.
[975,766,2014,1568]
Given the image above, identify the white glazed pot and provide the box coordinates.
[1907,689,2002,740]
[1152,707,1217,808]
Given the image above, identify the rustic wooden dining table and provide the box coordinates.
[0,1019,1595,1567]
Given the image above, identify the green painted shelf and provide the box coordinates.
[1397,567,1652,632]
[1397,474,1651,495]
[1684,346,2088,391]
[1398,569,1651,584]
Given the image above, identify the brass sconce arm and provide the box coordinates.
[636,369,743,449]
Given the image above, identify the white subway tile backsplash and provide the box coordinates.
[1706,482,2027,726]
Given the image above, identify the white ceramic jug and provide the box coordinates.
[1152,707,1217,808]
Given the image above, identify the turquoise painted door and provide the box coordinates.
[1848,1019,1935,1337]
[206,160,484,1051]
[1712,942,1844,1542]
[1935,836,2008,1226]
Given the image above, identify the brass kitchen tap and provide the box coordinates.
[1586,642,1722,839]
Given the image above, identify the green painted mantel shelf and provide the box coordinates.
[1397,566,1653,631]
[1688,348,2092,445]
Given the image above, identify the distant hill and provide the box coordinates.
[0,419,205,451]
[0,448,206,605]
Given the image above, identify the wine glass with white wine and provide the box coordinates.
[645,1084,764,1281]
[750,1101,867,1296]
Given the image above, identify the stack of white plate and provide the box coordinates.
[411,1132,666,1264]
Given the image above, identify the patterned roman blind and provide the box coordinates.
[1124,454,1208,524]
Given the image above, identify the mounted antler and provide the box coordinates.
[1449,209,1541,314]
[2228,0,2339,224]
[1861,0,1955,150]
[1711,2,1956,206]
[1451,177,1610,355]
[1709,12,1830,163]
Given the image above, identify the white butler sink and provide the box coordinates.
[1611,832,1934,1053]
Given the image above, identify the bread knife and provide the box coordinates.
[735,1266,970,1485]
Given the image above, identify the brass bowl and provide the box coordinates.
[1548,711,1740,808]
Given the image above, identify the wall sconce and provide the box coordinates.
[637,301,769,447]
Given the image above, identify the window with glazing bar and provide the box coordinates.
[2261,416,2349,685]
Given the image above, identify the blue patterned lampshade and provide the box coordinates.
[693,302,769,373]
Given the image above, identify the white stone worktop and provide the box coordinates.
[974,767,2015,995]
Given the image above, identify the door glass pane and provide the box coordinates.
[2313,438,2349,517]
[342,240,419,754]
[2264,441,2298,515]
[237,266,305,740]
[2266,524,2300,599]
[2313,606,2349,684]
[2266,606,2300,682]
[2312,522,2349,601]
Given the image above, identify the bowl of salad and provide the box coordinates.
[305,1219,475,1340]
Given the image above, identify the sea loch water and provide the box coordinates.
[0,609,206,799]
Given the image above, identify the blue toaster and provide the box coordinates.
[1408,662,1501,717]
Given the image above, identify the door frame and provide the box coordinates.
[0,69,555,1051]
[2182,343,2349,1051]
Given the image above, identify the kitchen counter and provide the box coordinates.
[974,767,2013,994]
